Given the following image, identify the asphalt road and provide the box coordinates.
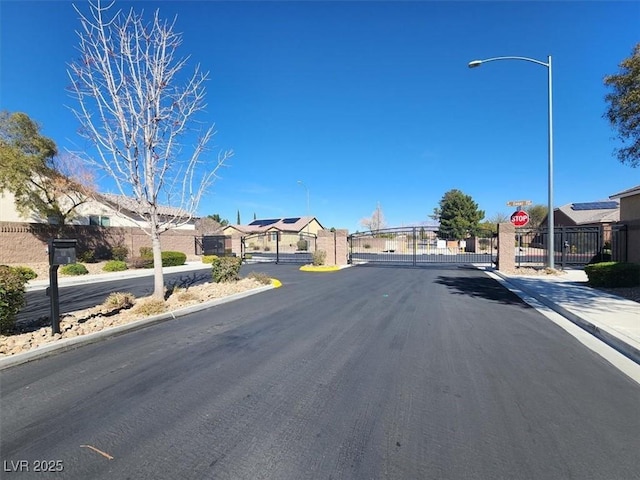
[2,265,639,479]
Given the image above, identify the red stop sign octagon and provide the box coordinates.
[510,210,530,227]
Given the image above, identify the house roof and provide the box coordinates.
[99,193,192,218]
[555,201,619,225]
[224,216,321,234]
[610,184,640,199]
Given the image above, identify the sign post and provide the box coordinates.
[47,239,77,335]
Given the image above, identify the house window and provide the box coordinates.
[89,215,110,227]
[269,232,278,242]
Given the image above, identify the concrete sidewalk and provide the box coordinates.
[487,268,640,365]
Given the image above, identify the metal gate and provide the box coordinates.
[349,227,496,266]
[241,231,317,264]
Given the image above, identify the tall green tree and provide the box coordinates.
[0,111,92,225]
[237,210,241,225]
[433,189,484,240]
[525,204,548,228]
[604,42,640,168]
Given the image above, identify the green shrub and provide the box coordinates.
[10,266,37,281]
[60,263,89,276]
[103,260,128,272]
[312,249,327,266]
[161,251,186,267]
[202,255,218,264]
[297,239,308,251]
[103,292,135,310]
[133,298,166,316]
[247,271,271,285]
[263,245,271,252]
[0,265,28,334]
[244,253,253,260]
[584,262,640,288]
[211,256,242,283]
[110,245,129,261]
[139,246,153,258]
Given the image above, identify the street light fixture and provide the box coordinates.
[468,55,555,269]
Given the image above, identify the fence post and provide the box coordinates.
[497,223,516,271]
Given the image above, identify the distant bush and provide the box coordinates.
[103,292,135,310]
[139,246,153,258]
[588,252,612,264]
[103,260,128,272]
[77,250,96,263]
[247,271,271,285]
[128,256,154,269]
[297,239,308,251]
[211,256,242,283]
[10,266,37,282]
[110,245,129,261]
[161,251,186,267]
[312,249,327,266]
[263,245,271,252]
[133,298,166,316]
[584,262,640,288]
[60,263,89,276]
[0,265,28,334]
[202,255,218,264]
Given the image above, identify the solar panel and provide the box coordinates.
[282,217,301,224]
[248,219,279,227]
[571,202,618,211]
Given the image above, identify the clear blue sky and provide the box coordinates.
[1,1,638,233]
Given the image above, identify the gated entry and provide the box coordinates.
[349,227,496,266]
[241,232,317,264]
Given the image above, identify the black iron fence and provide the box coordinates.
[514,224,627,268]
[349,227,496,266]
[241,232,317,264]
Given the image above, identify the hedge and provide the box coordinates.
[0,266,28,334]
[211,256,242,283]
[584,262,640,288]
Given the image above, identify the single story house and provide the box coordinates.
[610,185,640,264]
[222,216,324,251]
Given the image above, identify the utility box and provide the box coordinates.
[48,239,77,266]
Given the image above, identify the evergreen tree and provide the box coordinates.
[237,210,241,225]
[434,189,484,240]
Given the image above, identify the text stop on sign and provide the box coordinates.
[510,210,530,227]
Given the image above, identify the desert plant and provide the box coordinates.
[175,289,198,302]
[211,256,242,283]
[0,265,28,334]
[103,291,135,310]
[139,246,153,258]
[110,245,129,261]
[263,245,271,252]
[363,243,371,249]
[202,255,218,264]
[10,266,37,282]
[247,271,271,285]
[77,250,96,263]
[103,260,128,272]
[312,249,327,266]
[584,262,640,288]
[60,263,89,276]
[132,298,167,316]
[297,239,308,251]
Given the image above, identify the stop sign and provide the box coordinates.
[510,210,530,227]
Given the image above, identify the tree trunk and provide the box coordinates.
[151,232,164,299]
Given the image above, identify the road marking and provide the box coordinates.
[80,445,114,460]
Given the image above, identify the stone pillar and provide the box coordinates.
[230,234,243,257]
[316,229,349,266]
[497,222,515,272]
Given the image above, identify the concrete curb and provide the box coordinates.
[488,270,640,365]
[0,284,275,371]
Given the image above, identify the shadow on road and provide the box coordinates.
[435,275,534,307]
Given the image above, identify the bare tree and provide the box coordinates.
[360,203,386,233]
[67,0,232,298]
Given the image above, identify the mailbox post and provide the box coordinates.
[47,239,77,335]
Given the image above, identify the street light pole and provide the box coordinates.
[468,55,555,269]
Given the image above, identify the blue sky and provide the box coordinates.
[1,1,638,232]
